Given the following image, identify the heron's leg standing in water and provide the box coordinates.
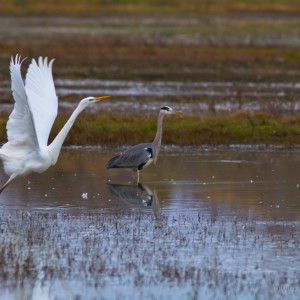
[132,168,139,183]
[132,168,140,183]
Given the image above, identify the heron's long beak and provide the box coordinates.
[94,96,111,101]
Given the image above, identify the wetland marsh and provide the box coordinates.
[1,2,300,299]
[1,12,300,145]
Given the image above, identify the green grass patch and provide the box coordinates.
[1,112,300,147]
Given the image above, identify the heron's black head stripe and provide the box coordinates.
[160,106,172,111]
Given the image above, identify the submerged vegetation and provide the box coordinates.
[0,209,299,299]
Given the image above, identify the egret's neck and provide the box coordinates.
[48,104,85,165]
[151,112,164,164]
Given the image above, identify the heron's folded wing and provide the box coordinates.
[25,57,58,148]
[5,55,39,151]
[108,143,152,168]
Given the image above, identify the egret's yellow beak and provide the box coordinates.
[94,96,111,101]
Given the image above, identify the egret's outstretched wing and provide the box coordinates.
[106,143,152,169]
[25,57,58,148]
[5,55,39,151]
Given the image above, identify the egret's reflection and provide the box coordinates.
[106,182,160,215]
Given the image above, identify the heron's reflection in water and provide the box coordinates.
[106,182,160,217]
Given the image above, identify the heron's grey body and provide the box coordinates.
[106,143,153,170]
[106,106,181,182]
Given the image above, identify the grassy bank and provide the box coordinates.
[1,112,300,147]
[0,0,300,15]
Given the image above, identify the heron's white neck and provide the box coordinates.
[48,103,86,165]
[151,112,164,164]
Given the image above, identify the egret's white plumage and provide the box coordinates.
[25,57,58,148]
[0,55,110,193]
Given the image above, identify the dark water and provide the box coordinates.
[1,148,300,216]
[0,148,299,299]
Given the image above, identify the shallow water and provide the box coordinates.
[1,148,300,217]
[0,148,299,299]
[1,14,300,117]
[2,78,300,97]
[1,79,300,115]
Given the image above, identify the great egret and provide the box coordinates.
[0,55,110,193]
[106,106,181,182]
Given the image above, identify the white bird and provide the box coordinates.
[0,55,110,193]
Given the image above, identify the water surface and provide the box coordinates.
[1,148,300,217]
[0,148,299,299]
[1,79,300,115]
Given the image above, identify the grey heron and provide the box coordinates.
[106,106,182,182]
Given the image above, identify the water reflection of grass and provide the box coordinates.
[0,210,299,299]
